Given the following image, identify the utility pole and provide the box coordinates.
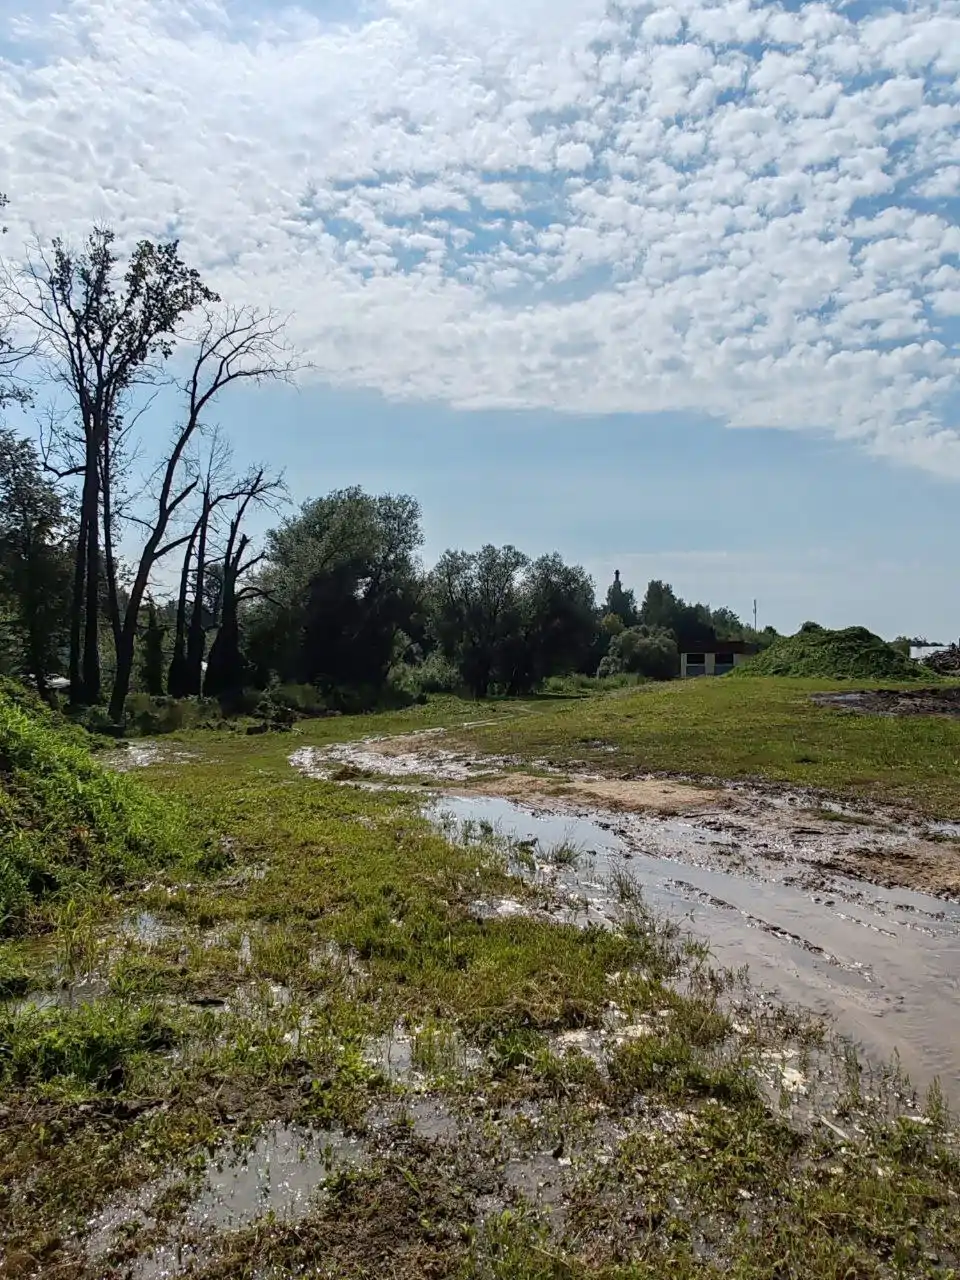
[753,599,758,631]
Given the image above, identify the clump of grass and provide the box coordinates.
[0,939,31,998]
[0,999,174,1088]
[735,624,925,681]
[541,838,581,869]
[0,690,202,935]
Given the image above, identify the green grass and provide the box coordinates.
[451,676,960,816]
[0,690,204,935]
[0,693,957,1278]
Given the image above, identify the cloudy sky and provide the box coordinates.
[1,0,959,637]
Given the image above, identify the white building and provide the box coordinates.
[679,643,757,678]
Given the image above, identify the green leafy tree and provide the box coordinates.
[499,554,598,694]
[428,548,596,696]
[0,429,72,702]
[245,488,423,697]
[428,545,528,698]
[598,624,678,681]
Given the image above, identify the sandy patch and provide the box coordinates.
[454,771,724,815]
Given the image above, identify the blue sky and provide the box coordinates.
[187,378,956,639]
[1,0,960,639]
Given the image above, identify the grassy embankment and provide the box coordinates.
[0,685,958,1277]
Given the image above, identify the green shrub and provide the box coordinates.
[0,691,196,934]
[391,652,462,699]
[598,625,679,681]
[541,672,644,695]
[123,693,227,735]
[271,683,328,716]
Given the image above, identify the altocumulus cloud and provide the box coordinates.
[2,0,960,472]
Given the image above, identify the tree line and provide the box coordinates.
[1,210,773,719]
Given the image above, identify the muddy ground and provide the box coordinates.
[5,723,957,1280]
[293,731,960,1098]
[813,687,960,717]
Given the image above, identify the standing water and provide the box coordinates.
[429,793,960,1097]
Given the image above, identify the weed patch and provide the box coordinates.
[0,692,204,935]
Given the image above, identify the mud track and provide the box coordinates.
[292,731,960,1096]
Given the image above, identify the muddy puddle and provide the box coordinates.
[430,793,960,1097]
[291,733,960,1095]
[86,1122,365,1277]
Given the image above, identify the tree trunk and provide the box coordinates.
[101,432,123,655]
[185,501,210,696]
[83,470,102,703]
[69,503,87,704]
[108,558,154,721]
[108,622,137,722]
[168,525,198,697]
[21,527,54,708]
[203,581,241,698]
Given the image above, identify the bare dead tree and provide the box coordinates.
[204,477,276,699]
[106,307,295,721]
[9,228,217,704]
[166,428,284,697]
[168,428,232,698]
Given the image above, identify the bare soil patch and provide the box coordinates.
[457,770,724,815]
[834,840,960,899]
[812,687,960,717]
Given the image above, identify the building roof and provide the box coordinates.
[680,640,758,655]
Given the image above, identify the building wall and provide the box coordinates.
[680,650,752,678]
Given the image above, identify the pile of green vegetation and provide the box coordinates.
[736,624,925,681]
[0,685,196,934]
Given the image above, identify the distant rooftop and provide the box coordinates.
[680,641,758,656]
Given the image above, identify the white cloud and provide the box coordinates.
[1,0,960,473]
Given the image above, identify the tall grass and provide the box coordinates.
[0,691,200,934]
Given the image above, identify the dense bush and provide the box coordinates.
[0,690,197,933]
[598,625,679,681]
[393,652,463,697]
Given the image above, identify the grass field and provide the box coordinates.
[1,686,959,1277]
[450,677,960,818]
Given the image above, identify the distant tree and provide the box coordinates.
[0,429,72,702]
[245,488,424,696]
[604,570,637,627]
[598,624,678,681]
[710,606,744,638]
[638,579,718,650]
[499,554,597,694]
[139,599,166,697]
[638,579,680,632]
[429,544,528,698]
